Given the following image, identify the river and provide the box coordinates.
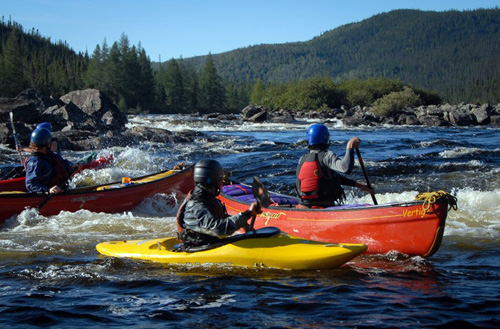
[1,114,499,328]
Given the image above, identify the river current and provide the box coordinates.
[1,114,499,328]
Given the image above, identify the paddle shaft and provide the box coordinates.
[355,147,378,205]
[249,213,257,231]
[38,168,77,210]
[249,176,272,231]
[9,112,25,167]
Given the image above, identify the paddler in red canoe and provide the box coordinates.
[24,127,81,195]
[296,123,373,208]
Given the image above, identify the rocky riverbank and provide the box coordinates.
[2,88,500,157]
[0,89,201,154]
[240,104,500,127]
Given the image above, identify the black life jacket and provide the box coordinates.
[176,191,192,236]
[296,152,345,206]
[176,188,226,247]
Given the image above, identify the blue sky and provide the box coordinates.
[2,0,499,61]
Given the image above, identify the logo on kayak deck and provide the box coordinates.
[71,195,100,208]
[402,208,427,218]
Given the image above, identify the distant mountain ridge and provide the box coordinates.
[179,9,500,104]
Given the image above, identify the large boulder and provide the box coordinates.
[241,105,268,122]
[472,104,493,125]
[59,89,128,131]
[445,107,477,126]
[0,97,39,124]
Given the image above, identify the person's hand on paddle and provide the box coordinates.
[347,137,361,149]
[249,201,262,217]
[49,185,63,194]
[355,181,374,194]
[173,161,187,170]
[242,202,262,232]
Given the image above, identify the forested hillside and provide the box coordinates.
[182,9,500,104]
[0,21,87,97]
[2,8,500,114]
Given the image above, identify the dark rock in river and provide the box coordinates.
[0,89,200,154]
[59,89,128,131]
[241,105,268,122]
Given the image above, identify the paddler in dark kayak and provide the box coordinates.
[25,127,80,194]
[176,159,261,248]
[296,123,373,208]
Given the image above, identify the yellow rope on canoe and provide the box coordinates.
[415,190,458,213]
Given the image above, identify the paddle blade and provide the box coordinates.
[252,176,271,208]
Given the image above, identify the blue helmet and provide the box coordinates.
[36,122,52,132]
[30,128,52,147]
[306,124,330,146]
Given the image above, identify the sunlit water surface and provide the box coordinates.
[1,114,499,328]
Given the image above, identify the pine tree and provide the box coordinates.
[1,28,26,96]
[199,53,226,113]
[136,46,155,112]
[250,78,264,105]
[84,44,102,88]
[164,58,185,113]
[179,58,199,112]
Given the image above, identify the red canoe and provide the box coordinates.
[0,165,194,224]
[0,154,114,192]
[218,183,451,257]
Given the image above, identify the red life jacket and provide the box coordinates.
[296,152,345,205]
[50,155,71,187]
[297,152,323,199]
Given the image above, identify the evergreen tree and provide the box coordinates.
[179,59,199,112]
[154,60,167,112]
[84,44,103,89]
[107,41,122,105]
[1,28,26,96]
[136,46,155,112]
[250,78,264,105]
[199,53,226,113]
[163,58,185,113]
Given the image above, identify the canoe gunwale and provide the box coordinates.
[0,165,194,199]
[220,183,442,213]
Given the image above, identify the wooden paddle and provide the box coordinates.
[9,112,25,167]
[249,176,271,231]
[355,147,377,205]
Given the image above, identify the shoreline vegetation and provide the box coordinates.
[2,9,500,159]
[2,9,500,117]
[1,88,499,160]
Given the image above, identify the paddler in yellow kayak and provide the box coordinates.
[176,159,261,249]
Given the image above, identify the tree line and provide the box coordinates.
[251,76,440,115]
[0,20,250,113]
[184,8,500,105]
[2,10,496,115]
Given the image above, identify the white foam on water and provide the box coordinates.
[351,188,500,240]
[439,147,484,158]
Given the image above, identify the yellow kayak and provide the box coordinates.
[96,227,367,270]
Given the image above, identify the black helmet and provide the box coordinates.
[194,159,223,186]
